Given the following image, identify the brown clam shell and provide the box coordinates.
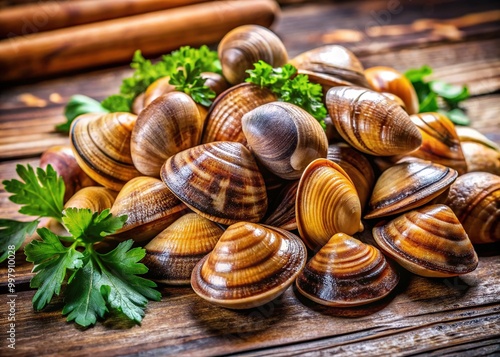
[365,158,458,219]
[131,91,205,177]
[373,204,479,277]
[444,172,500,244]
[64,186,117,212]
[70,112,141,191]
[143,213,224,285]
[161,141,268,225]
[457,127,500,175]
[296,158,363,252]
[263,180,299,231]
[191,222,307,309]
[296,233,399,306]
[202,83,277,145]
[242,101,328,180]
[325,86,422,156]
[142,76,176,108]
[110,176,189,243]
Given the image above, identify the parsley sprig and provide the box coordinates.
[245,60,327,129]
[404,65,471,125]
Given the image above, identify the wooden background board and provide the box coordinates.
[1,0,500,356]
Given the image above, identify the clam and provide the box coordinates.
[296,233,399,306]
[365,158,458,219]
[373,204,479,277]
[143,213,224,285]
[131,91,206,177]
[263,180,299,231]
[202,83,277,145]
[296,158,363,252]
[444,172,500,244]
[110,176,189,243]
[399,112,467,175]
[70,112,141,191]
[327,143,375,211]
[142,76,176,108]
[191,222,307,309]
[456,127,500,175]
[242,101,328,180]
[161,141,268,225]
[64,186,117,211]
[40,145,97,202]
[364,66,419,115]
[290,45,370,91]
[325,86,422,156]
[218,24,288,84]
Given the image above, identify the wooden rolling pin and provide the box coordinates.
[0,0,280,82]
[0,0,212,39]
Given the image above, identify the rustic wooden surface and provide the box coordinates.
[1,0,500,356]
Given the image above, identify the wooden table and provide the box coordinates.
[1,0,499,355]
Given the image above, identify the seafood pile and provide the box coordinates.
[43,24,500,309]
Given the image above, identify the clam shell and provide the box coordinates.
[365,158,458,219]
[70,112,141,191]
[110,176,189,243]
[131,91,205,177]
[296,233,399,306]
[444,172,500,244]
[143,76,175,108]
[457,127,500,175]
[202,83,277,145]
[161,141,268,225]
[191,222,307,309]
[64,186,117,212]
[242,101,328,180]
[373,204,479,277]
[325,86,422,156]
[296,158,363,251]
[263,180,299,231]
[143,213,224,285]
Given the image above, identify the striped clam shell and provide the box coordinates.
[325,86,422,156]
[143,213,224,285]
[296,233,399,306]
[160,141,268,225]
[191,222,307,309]
[373,204,478,277]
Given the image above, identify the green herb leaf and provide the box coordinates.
[2,164,65,221]
[166,45,221,75]
[0,219,39,262]
[96,240,161,323]
[25,228,84,310]
[440,108,471,126]
[62,254,108,327]
[62,208,127,244]
[101,94,133,113]
[430,80,469,102]
[404,65,433,83]
[169,62,216,106]
[419,91,439,112]
[246,61,326,128]
[57,95,108,133]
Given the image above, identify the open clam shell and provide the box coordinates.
[373,204,478,277]
[296,158,363,251]
[365,158,458,219]
[191,222,307,309]
[296,233,399,306]
[143,213,224,285]
[161,141,268,225]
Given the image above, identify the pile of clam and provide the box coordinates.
[42,24,500,309]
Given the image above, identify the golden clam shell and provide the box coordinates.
[444,172,500,244]
[143,213,224,285]
[296,233,399,306]
[456,127,500,175]
[365,158,458,219]
[242,101,328,180]
[372,204,479,277]
[325,86,422,156]
[161,141,268,225]
[296,158,363,251]
[64,186,117,212]
[191,222,307,309]
[70,112,141,191]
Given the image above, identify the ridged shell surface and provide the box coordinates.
[70,112,141,191]
[365,158,458,219]
[143,213,224,285]
[326,86,422,156]
[296,233,399,306]
[242,102,328,180]
[373,204,478,277]
[296,158,363,251]
[64,186,117,212]
[161,141,268,225]
[264,180,299,230]
[191,222,307,309]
